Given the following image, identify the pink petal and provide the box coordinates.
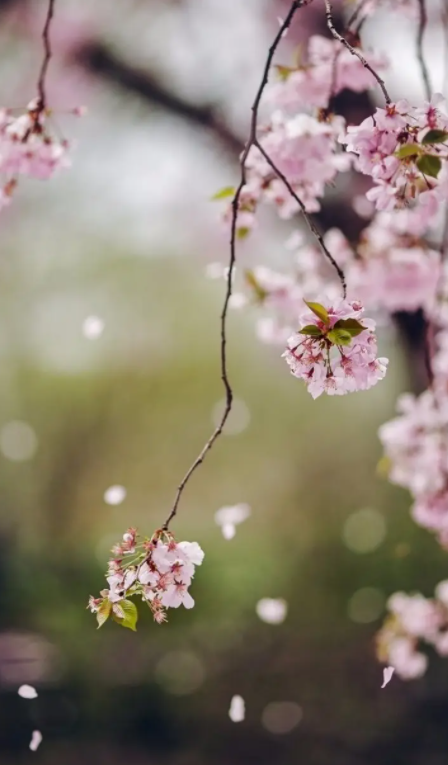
[381,666,395,688]
[29,731,42,751]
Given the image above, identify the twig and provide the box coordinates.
[417,0,432,100]
[346,0,370,30]
[254,140,347,297]
[162,1,305,530]
[323,0,391,105]
[37,0,56,109]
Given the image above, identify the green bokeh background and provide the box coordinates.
[0,2,447,763]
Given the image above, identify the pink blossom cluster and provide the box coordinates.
[268,35,388,112]
[346,214,441,314]
[245,112,349,218]
[241,210,441,342]
[239,230,351,346]
[0,99,73,210]
[88,528,204,629]
[217,34,389,235]
[377,586,448,680]
[342,95,448,220]
[282,299,388,398]
[379,391,448,546]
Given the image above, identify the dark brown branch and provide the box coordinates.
[162,0,305,530]
[76,42,241,155]
[37,0,56,109]
[416,0,432,100]
[323,0,391,105]
[254,140,347,297]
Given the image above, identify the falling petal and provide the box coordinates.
[256,598,288,625]
[82,315,104,339]
[29,731,42,751]
[103,485,127,505]
[222,523,236,540]
[229,695,245,722]
[18,685,38,699]
[381,666,395,688]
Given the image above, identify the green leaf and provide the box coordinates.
[333,318,366,337]
[327,328,352,346]
[115,599,138,631]
[376,454,391,479]
[298,324,323,337]
[395,143,421,159]
[96,599,111,629]
[421,129,448,145]
[304,301,329,325]
[275,64,296,81]
[211,186,235,201]
[417,154,442,178]
[244,270,267,303]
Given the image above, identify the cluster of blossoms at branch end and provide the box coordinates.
[377,585,448,679]
[88,528,204,630]
[0,99,83,211]
[282,299,388,398]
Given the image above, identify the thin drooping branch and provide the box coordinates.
[162,0,305,530]
[37,0,56,109]
[254,140,347,296]
[416,0,432,101]
[323,0,391,105]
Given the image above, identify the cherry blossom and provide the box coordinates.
[89,528,204,628]
[347,214,441,314]
[268,35,389,112]
[246,112,350,217]
[376,587,448,680]
[378,390,448,545]
[342,95,448,217]
[0,99,76,208]
[282,299,388,398]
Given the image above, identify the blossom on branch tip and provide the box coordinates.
[282,299,388,398]
[341,95,448,218]
[376,586,448,680]
[0,97,82,210]
[89,528,204,628]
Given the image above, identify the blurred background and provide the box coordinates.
[0,0,447,763]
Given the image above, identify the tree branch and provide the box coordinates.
[162,0,306,530]
[76,41,242,155]
[37,0,56,109]
[323,0,391,105]
[416,0,432,100]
